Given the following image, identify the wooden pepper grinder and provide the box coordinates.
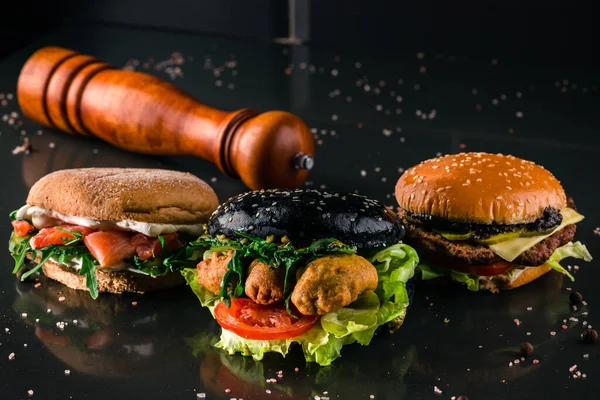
[16,46,315,190]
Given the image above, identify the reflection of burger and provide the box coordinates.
[9,168,218,298]
[410,271,581,386]
[182,189,418,366]
[395,152,592,292]
[12,276,192,377]
[189,332,416,400]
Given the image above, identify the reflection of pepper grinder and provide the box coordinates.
[16,46,315,190]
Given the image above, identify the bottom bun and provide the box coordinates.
[479,264,552,293]
[40,261,185,294]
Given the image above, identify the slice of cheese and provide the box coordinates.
[488,208,584,262]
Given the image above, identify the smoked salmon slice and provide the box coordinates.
[29,223,183,268]
[84,230,137,268]
[130,232,183,260]
[31,224,95,248]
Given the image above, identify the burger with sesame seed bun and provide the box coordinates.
[395,152,592,292]
[181,189,419,366]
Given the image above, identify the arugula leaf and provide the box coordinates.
[79,254,99,299]
[21,246,55,281]
[157,235,166,256]
[9,210,18,221]
[10,233,33,274]
[219,250,245,307]
[54,227,84,246]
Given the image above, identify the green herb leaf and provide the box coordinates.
[79,254,99,299]
[9,210,18,221]
[54,227,84,246]
[9,233,34,275]
[21,247,55,281]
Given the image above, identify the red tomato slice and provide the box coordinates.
[31,224,95,248]
[214,298,319,340]
[446,260,516,276]
[423,252,517,276]
[11,220,35,237]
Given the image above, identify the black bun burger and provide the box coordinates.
[395,152,592,292]
[181,189,419,366]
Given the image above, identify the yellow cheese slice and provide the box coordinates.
[488,208,584,262]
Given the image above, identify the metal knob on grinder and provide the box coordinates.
[16,46,315,190]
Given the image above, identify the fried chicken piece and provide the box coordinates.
[196,250,233,294]
[244,260,285,305]
[291,254,378,315]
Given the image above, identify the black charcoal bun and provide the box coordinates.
[208,189,405,249]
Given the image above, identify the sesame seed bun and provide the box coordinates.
[26,168,219,225]
[395,152,567,225]
[480,264,553,292]
[37,259,185,294]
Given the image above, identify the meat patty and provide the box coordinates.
[404,219,576,266]
[244,260,285,305]
[197,250,234,294]
[291,254,378,315]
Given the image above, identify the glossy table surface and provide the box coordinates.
[1,22,599,400]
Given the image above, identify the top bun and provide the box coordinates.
[208,189,404,249]
[27,168,219,224]
[395,152,567,224]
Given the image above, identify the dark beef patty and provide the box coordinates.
[403,219,577,266]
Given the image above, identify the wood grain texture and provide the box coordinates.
[16,46,314,190]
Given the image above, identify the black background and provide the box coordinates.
[1,0,598,66]
[1,2,599,400]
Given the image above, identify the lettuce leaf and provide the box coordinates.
[181,268,220,314]
[417,263,480,291]
[545,241,592,282]
[416,241,593,289]
[181,242,419,366]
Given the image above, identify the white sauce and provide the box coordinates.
[16,204,204,236]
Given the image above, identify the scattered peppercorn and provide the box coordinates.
[569,291,583,305]
[581,329,598,344]
[520,342,534,357]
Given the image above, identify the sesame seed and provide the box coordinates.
[496,196,503,200]
[436,188,445,193]
[445,186,452,189]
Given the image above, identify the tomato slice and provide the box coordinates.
[11,220,35,237]
[423,252,517,276]
[446,259,516,276]
[214,298,319,340]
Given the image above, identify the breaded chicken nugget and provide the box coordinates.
[197,250,233,294]
[291,254,378,315]
[245,260,285,305]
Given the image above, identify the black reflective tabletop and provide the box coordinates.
[1,22,599,400]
